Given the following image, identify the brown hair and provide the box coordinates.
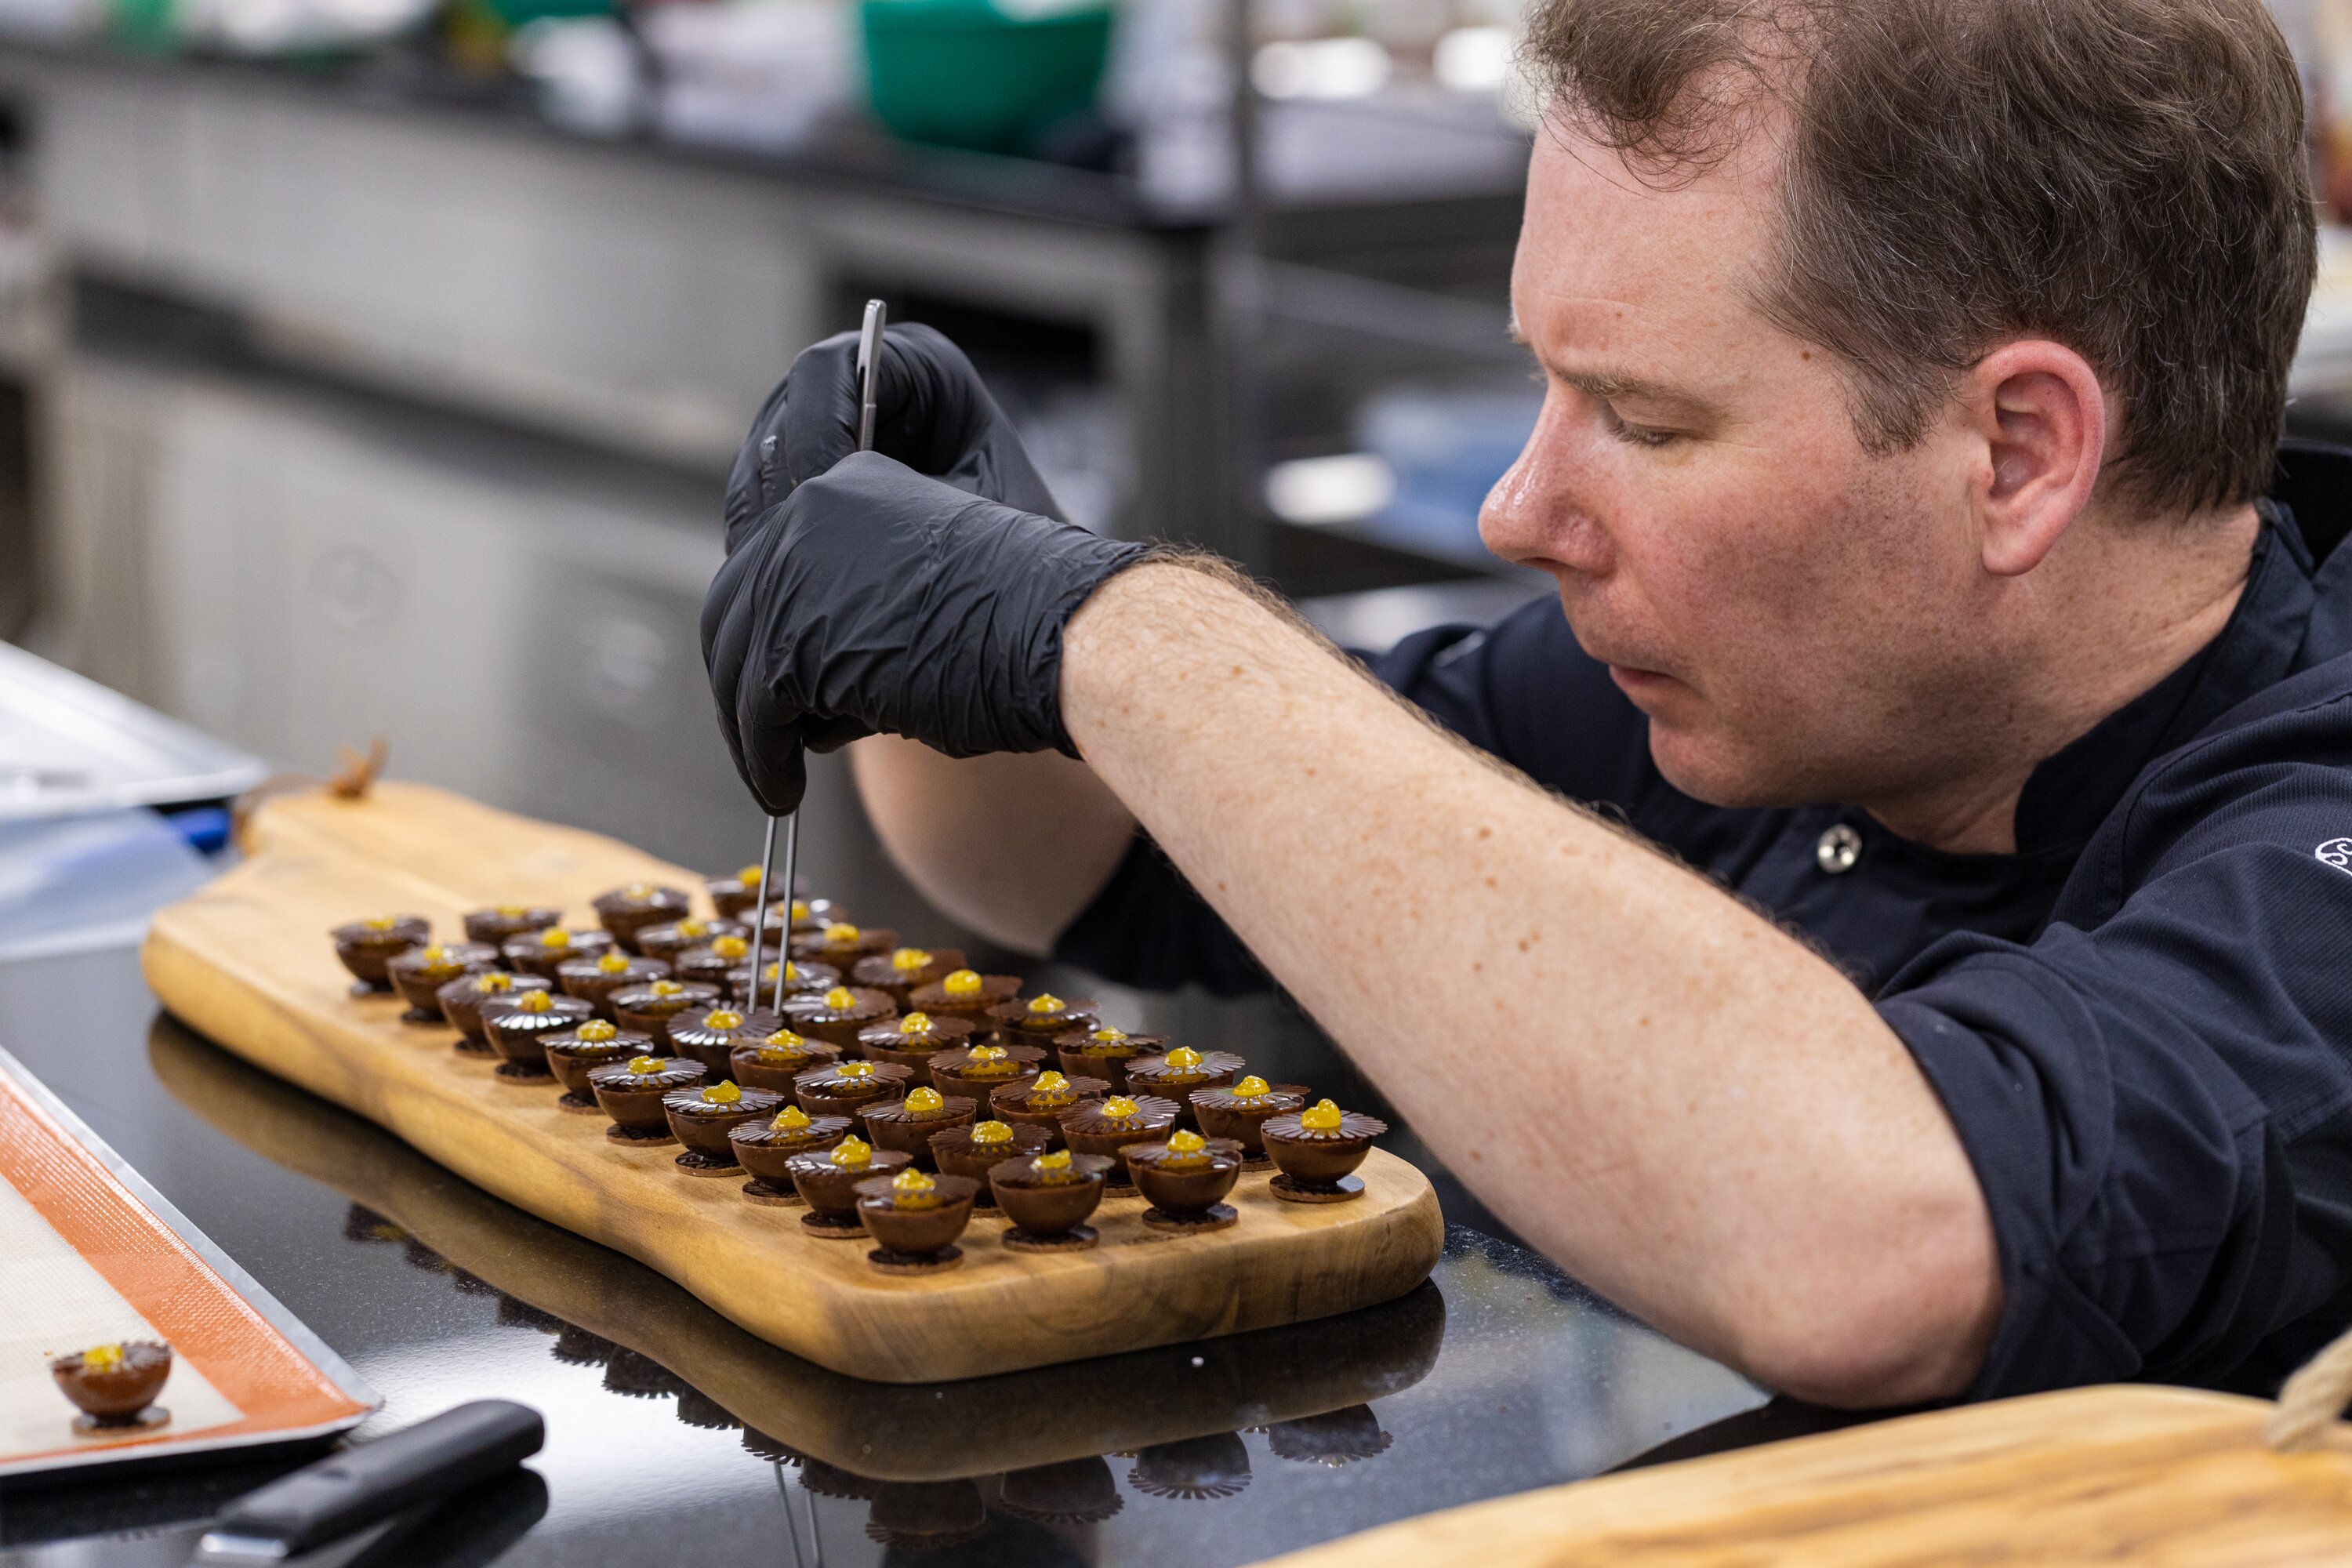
[1520,0,2316,516]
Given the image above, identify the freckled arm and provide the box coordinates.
[1060,561,2000,1406]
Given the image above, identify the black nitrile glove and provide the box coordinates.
[723,322,1065,556]
[705,450,1156,816]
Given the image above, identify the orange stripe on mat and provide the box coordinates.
[0,1075,369,1463]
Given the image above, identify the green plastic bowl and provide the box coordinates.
[488,0,612,27]
[861,0,1113,157]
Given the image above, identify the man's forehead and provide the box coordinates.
[1512,125,1782,369]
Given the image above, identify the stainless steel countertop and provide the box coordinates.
[0,942,1778,1566]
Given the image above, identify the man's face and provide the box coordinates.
[1485,125,1996,811]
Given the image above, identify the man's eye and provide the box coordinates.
[1602,404,1681,448]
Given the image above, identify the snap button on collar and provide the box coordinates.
[1816,823,1863,875]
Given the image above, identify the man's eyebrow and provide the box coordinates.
[1559,366,1686,404]
[1504,323,1690,404]
[1507,320,1712,412]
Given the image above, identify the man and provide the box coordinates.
[704,0,2352,1408]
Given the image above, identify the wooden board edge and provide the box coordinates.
[1239,1385,2352,1568]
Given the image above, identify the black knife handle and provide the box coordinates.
[212,1401,543,1552]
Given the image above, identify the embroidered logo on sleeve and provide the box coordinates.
[2317,838,2352,873]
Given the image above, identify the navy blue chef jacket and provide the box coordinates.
[1057,441,2352,1402]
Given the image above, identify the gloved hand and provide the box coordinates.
[705,452,1157,817]
[723,322,1065,556]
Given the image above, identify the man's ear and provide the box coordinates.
[1964,341,2107,578]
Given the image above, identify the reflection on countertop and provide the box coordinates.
[0,937,1762,1566]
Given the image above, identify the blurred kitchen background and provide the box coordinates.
[8,0,2352,1204]
[0,0,1558,1209]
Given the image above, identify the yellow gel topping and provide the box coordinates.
[890,947,933,973]
[1161,1046,1203,1070]
[760,1028,806,1051]
[419,945,450,963]
[903,1086,947,1115]
[1027,1070,1076,1107]
[700,1081,742,1105]
[1029,1149,1078,1183]
[702,1009,744,1031]
[829,1135,873,1168]
[539,928,573,948]
[1301,1099,1345,1132]
[576,1019,618,1042]
[822,922,861,949]
[737,865,763,884]
[495,904,528,917]
[627,1055,667,1075]
[1230,1075,1272,1098]
[648,980,684,998]
[790,898,811,923]
[597,953,630,974]
[514,990,553,1014]
[1099,1096,1140,1121]
[711,935,748,960]
[1027,993,1065,1015]
[79,1344,125,1373]
[970,1120,1014,1145]
[960,1046,1016,1079]
[836,1062,876,1081]
[821,986,857,1010]
[942,969,984,999]
[782,961,800,982]
[898,1012,935,1037]
[623,881,653,898]
[1090,1026,1128,1044]
[771,1105,811,1131]
[361,917,398,931]
[674,920,707,939]
[477,972,515,993]
[1157,1128,1212,1170]
[890,1167,946,1209]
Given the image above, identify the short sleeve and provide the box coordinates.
[1051,829,1270,996]
[1880,693,2352,1396]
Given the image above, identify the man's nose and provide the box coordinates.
[1479,407,1615,577]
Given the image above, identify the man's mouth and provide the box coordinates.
[1553,588,1688,705]
[1607,665,1677,702]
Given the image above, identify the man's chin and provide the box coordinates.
[1645,726,1798,810]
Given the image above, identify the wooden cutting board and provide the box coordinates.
[148,1012,1449,1481]
[141,782,1445,1385]
[1247,1383,2352,1567]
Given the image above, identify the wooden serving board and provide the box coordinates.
[142,782,1445,1385]
[149,1015,1446,1483]
[1248,1384,2352,1567]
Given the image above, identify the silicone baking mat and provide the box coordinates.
[0,1045,377,1477]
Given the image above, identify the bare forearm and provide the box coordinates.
[1060,562,1997,1403]
[848,736,1136,956]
